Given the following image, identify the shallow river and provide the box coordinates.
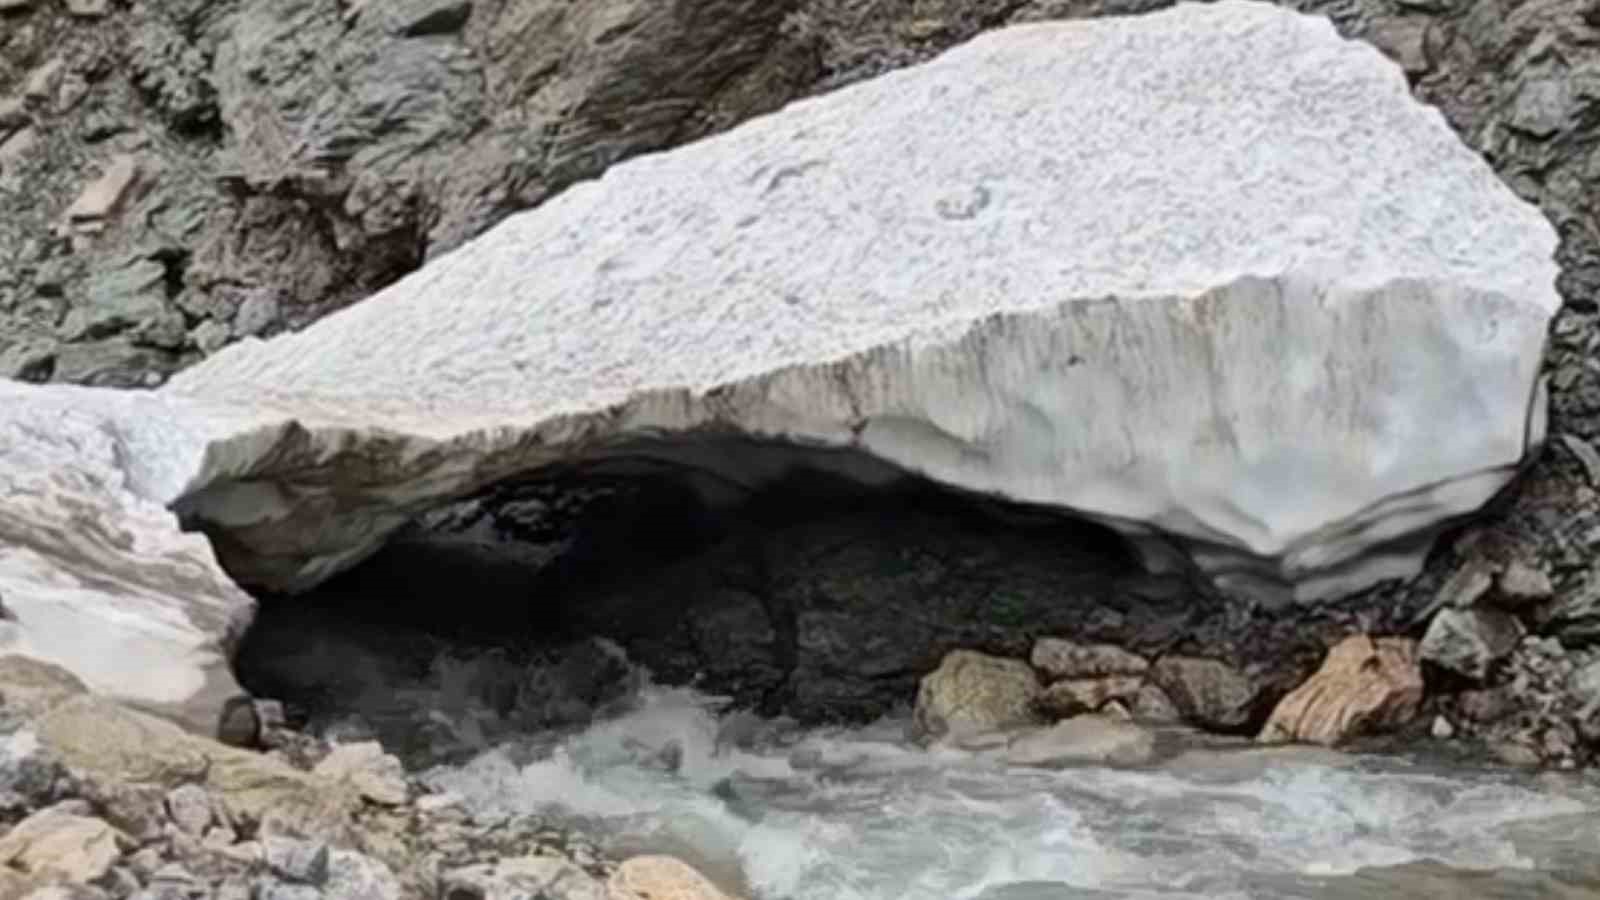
[422,683,1600,900]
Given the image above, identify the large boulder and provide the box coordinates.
[0,1,1559,731]
[913,650,1043,741]
[1258,635,1423,746]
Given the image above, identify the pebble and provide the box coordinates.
[1431,715,1455,740]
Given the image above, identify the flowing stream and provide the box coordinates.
[420,680,1600,900]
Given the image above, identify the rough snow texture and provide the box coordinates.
[0,1,1559,730]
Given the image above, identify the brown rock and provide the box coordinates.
[1030,639,1148,680]
[1257,636,1423,746]
[1036,675,1143,719]
[608,855,736,900]
[1148,656,1265,731]
[913,650,1041,741]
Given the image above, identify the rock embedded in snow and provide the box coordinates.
[0,0,1561,732]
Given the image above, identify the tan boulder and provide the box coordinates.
[608,855,736,900]
[0,807,129,885]
[913,650,1042,741]
[1036,676,1143,719]
[35,696,357,842]
[1258,635,1423,746]
[1030,639,1148,680]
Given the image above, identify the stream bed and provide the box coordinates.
[421,681,1600,900]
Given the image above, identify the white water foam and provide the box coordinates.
[424,682,1600,900]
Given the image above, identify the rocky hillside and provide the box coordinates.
[1,0,1591,393]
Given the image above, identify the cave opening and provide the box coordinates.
[231,439,1223,766]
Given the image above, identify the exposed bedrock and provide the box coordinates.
[0,2,1561,733]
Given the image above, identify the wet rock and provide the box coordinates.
[1148,656,1267,731]
[1420,607,1524,681]
[1258,636,1423,746]
[1491,739,1543,767]
[311,742,407,806]
[1003,715,1157,769]
[1036,676,1144,719]
[0,806,128,884]
[1030,639,1148,680]
[913,650,1042,741]
[608,855,732,900]
[442,856,608,900]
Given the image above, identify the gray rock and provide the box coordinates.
[252,882,322,900]
[1507,75,1580,138]
[163,784,213,836]
[323,849,401,900]
[58,257,168,342]
[1496,561,1554,606]
[1420,607,1525,681]
[1148,656,1266,731]
[232,290,281,338]
[264,838,330,886]
[1030,638,1148,680]
[1568,659,1600,709]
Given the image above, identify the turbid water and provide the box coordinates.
[419,679,1600,900]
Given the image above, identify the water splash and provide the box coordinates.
[424,678,1600,900]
